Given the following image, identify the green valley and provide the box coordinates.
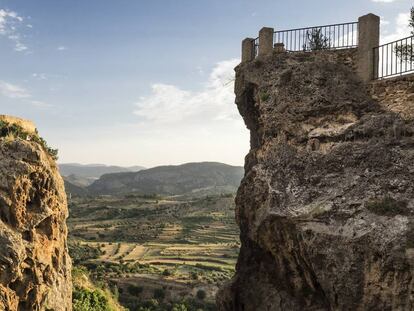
[68,192,239,311]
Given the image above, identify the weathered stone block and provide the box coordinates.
[258,27,274,57]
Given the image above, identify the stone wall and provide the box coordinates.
[370,73,414,120]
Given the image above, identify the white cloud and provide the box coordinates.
[12,36,28,51]
[372,0,398,2]
[381,12,411,43]
[32,73,48,80]
[134,59,239,125]
[57,46,67,51]
[0,10,22,33]
[128,58,249,166]
[0,9,28,52]
[0,81,30,98]
[0,80,51,109]
[380,16,390,26]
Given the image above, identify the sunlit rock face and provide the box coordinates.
[217,50,414,311]
[0,117,72,310]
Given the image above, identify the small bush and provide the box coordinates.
[196,289,207,300]
[153,288,166,300]
[303,28,329,51]
[72,287,111,311]
[190,271,199,280]
[260,92,270,102]
[172,303,188,311]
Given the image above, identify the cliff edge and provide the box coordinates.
[217,50,414,310]
[0,116,72,310]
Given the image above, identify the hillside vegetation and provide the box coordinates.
[72,267,126,311]
[87,162,243,196]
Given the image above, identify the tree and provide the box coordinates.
[395,7,414,62]
[72,288,111,311]
[303,28,329,51]
[196,289,207,300]
[153,288,166,300]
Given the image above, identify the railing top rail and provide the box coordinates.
[273,21,358,34]
[375,34,414,48]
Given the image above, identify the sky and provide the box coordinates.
[0,0,412,167]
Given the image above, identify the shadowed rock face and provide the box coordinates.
[0,119,72,310]
[217,51,414,310]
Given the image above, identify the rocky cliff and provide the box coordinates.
[0,116,72,310]
[217,50,414,310]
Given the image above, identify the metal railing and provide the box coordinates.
[374,35,414,79]
[273,22,358,52]
[253,22,358,57]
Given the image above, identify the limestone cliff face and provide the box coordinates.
[0,117,72,310]
[217,51,414,310]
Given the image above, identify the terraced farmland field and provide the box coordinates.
[68,193,239,310]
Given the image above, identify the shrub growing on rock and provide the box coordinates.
[73,287,111,311]
[0,120,59,160]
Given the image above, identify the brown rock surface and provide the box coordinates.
[370,75,414,121]
[0,117,72,310]
[217,51,414,310]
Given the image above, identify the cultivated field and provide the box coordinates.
[68,193,240,310]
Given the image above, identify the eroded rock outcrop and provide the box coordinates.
[217,51,414,310]
[0,116,72,310]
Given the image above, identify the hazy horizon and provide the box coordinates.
[1,0,413,167]
[58,160,244,169]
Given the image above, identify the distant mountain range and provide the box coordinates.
[59,163,146,186]
[63,162,244,197]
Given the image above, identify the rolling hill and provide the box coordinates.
[59,163,146,186]
[87,162,244,196]
[64,179,89,197]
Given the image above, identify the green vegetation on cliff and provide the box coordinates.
[0,120,59,160]
[72,267,125,311]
